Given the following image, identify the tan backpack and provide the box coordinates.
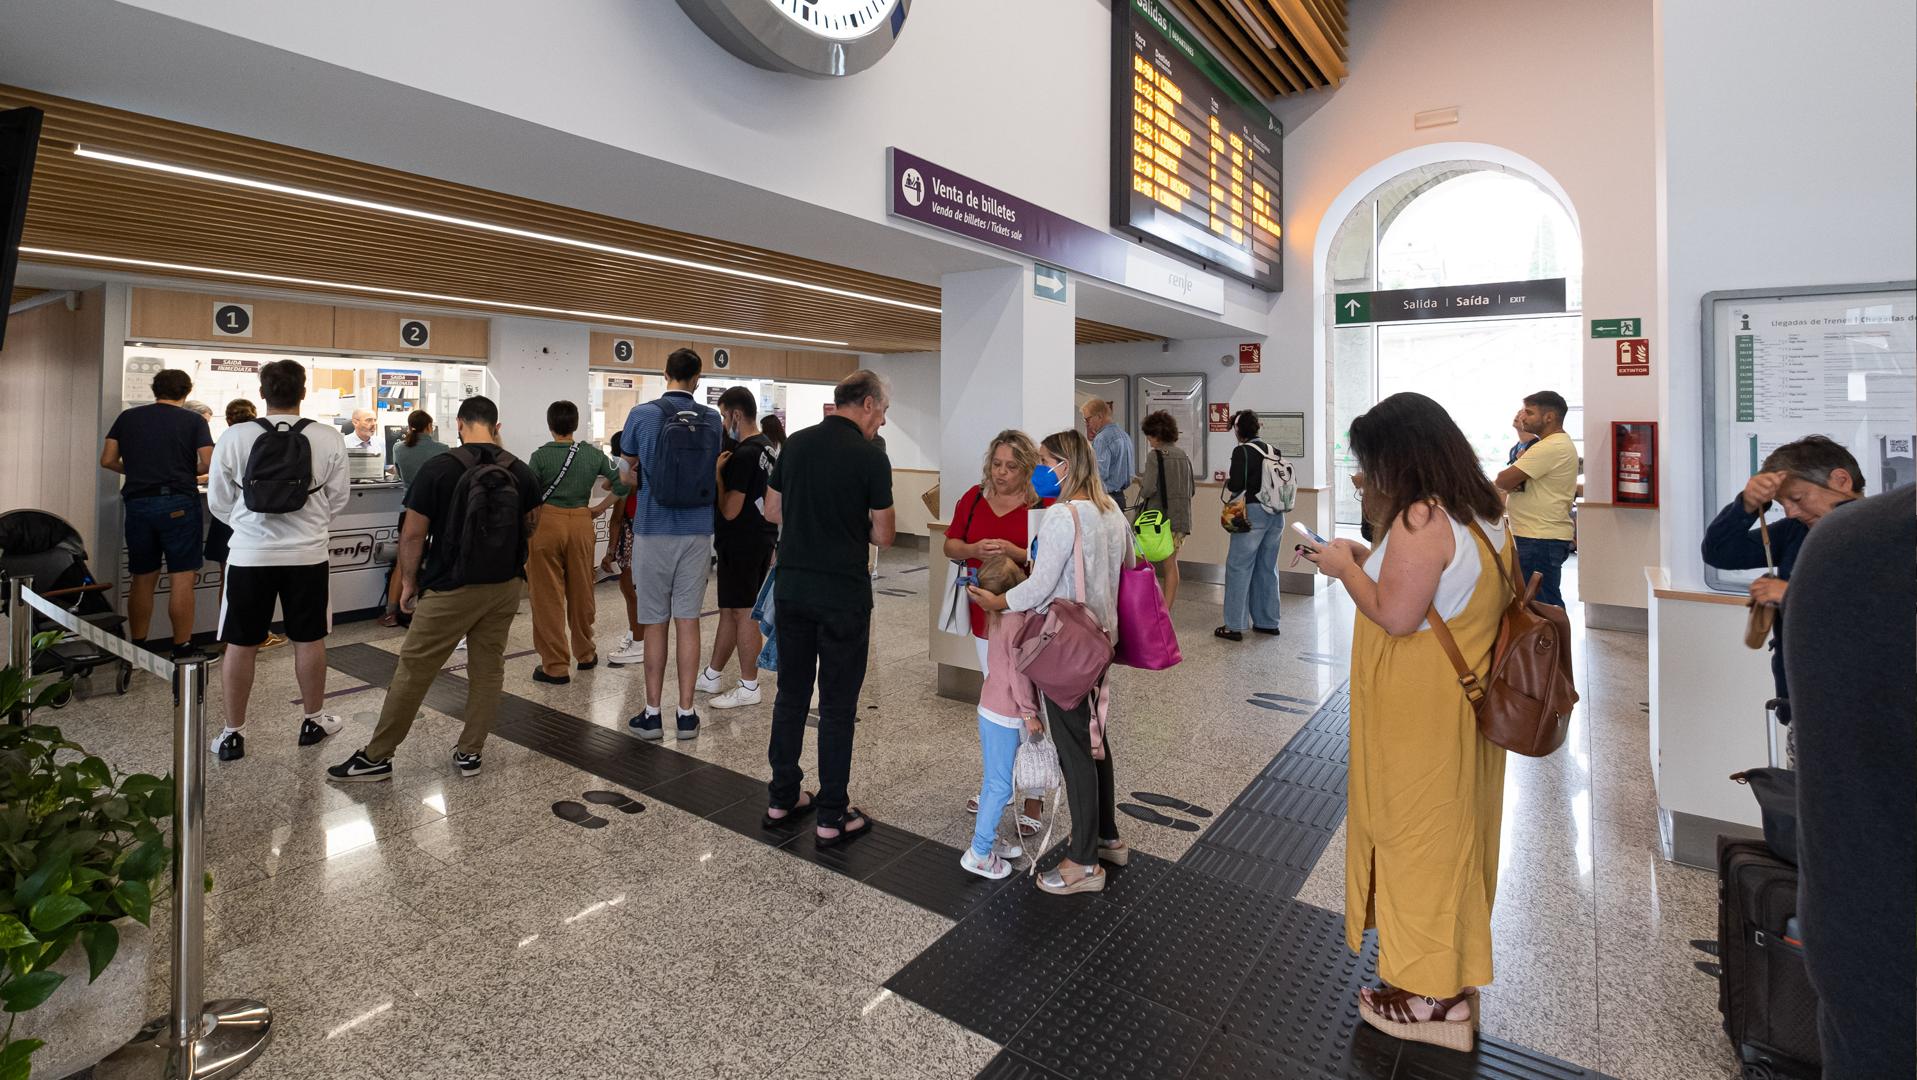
[1427,520,1579,757]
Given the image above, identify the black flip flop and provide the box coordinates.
[552,801,608,829]
[815,809,873,849]
[762,793,817,831]
[1130,791,1214,818]
[583,790,643,815]
[1118,803,1200,832]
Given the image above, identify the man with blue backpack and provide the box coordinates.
[620,347,725,741]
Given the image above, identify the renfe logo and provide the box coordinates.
[900,168,925,207]
[327,534,377,570]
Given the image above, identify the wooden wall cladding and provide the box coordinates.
[333,306,489,358]
[588,331,858,383]
[129,288,333,350]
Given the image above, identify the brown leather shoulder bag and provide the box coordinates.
[1426,520,1580,757]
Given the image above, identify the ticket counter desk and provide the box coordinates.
[113,479,408,641]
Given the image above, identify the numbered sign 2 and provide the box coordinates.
[400,319,431,349]
[612,339,634,364]
[212,303,254,338]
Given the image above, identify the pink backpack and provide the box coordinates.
[1013,504,1114,710]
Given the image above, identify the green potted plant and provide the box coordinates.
[1,632,174,1080]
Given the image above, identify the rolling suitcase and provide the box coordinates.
[1717,836,1821,1078]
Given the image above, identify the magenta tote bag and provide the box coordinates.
[1113,550,1181,670]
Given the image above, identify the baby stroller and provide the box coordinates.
[0,509,134,706]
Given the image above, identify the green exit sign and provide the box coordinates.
[1591,318,1642,338]
[1334,292,1370,325]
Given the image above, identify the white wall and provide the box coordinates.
[1654,0,1917,590]
[488,318,592,461]
[1231,0,1665,610]
[864,354,938,471]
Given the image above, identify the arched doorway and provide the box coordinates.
[1326,162,1584,529]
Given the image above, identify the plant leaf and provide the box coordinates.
[118,774,164,798]
[112,880,151,925]
[0,969,64,1012]
[12,854,69,911]
[80,921,118,983]
[76,756,112,790]
[0,1036,45,1080]
[35,928,74,972]
[0,915,32,950]
[27,895,88,933]
[121,840,168,884]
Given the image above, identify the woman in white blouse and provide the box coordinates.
[970,429,1133,895]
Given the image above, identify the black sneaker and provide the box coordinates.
[210,730,245,761]
[628,710,663,741]
[327,750,393,783]
[532,668,571,686]
[453,751,482,777]
[576,658,597,671]
[297,713,343,746]
[675,711,701,741]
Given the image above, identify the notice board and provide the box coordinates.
[1701,280,1916,593]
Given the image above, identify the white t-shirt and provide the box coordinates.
[207,414,351,566]
[1364,513,1507,631]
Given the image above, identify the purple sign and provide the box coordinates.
[886,147,1224,313]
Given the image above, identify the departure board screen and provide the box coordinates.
[1112,0,1283,292]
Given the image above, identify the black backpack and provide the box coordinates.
[646,399,721,509]
[445,447,525,586]
[242,418,318,513]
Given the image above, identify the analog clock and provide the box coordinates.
[676,0,911,78]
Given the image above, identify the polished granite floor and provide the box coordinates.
[26,548,1738,1080]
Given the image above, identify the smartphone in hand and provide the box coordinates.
[1290,521,1329,550]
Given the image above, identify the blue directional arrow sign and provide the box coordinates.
[1034,263,1068,303]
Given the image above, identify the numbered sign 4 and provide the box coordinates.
[400,319,431,349]
[213,302,254,337]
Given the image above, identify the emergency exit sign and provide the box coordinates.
[1334,278,1566,325]
[1590,318,1642,338]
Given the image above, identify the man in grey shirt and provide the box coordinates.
[1081,397,1134,510]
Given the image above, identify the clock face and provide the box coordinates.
[677,0,911,77]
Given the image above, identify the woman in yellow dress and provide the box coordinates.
[1306,392,1512,1053]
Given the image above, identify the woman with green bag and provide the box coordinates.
[1133,410,1196,609]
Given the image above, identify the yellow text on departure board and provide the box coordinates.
[1131,52,1278,247]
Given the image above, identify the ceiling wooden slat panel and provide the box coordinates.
[1,86,1163,354]
[1165,0,1348,95]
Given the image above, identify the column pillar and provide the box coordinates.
[931,263,1075,698]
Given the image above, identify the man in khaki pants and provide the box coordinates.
[328,396,541,782]
[526,400,629,685]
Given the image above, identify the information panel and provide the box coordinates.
[1112,0,1283,292]
[1701,281,1916,593]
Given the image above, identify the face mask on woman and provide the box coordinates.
[1033,460,1062,499]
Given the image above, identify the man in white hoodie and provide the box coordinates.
[205,360,351,761]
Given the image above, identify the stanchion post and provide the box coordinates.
[96,657,273,1080]
[7,574,33,724]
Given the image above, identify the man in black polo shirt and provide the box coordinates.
[760,370,895,845]
[101,368,214,656]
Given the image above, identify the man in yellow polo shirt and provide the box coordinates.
[1495,390,1579,607]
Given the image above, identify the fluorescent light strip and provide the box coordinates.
[20,247,852,346]
[74,145,942,315]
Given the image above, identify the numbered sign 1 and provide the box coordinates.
[212,302,254,338]
[399,319,431,349]
[713,347,731,370]
[612,339,635,364]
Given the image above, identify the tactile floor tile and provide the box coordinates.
[1031,845,1175,908]
[1396,1036,1608,1079]
[644,763,765,819]
[1006,969,1211,1080]
[862,837,1011,921]
[784,819,925,880]
[1190,1029,1400,1080]
[1089,867,1286,1024]
[975,1050,1068,1080]
[1218,903,1380,1069]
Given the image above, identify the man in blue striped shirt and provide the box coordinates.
[1082,397,1134,510]
[619,348,724,741]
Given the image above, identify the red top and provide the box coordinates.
[952,484,1035,639]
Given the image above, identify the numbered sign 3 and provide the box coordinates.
[213,302,254,338]
[612,339,635,364]
[400,319,431,349]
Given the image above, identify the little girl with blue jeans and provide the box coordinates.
[963,556,1040,879]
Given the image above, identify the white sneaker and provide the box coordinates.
[694,669,725,695]
[709,684,762,710]
[608,634,645,667]
[454,637,467,651]
[959,847,1012,880]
